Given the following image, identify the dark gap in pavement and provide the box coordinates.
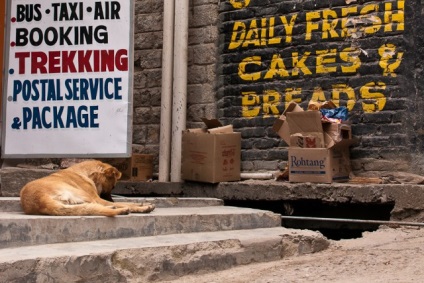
[224,200,395,240]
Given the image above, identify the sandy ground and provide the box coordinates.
[166,226,424,283]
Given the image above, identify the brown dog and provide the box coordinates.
[20,160,155,217]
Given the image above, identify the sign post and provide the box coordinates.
[2,0,134,157]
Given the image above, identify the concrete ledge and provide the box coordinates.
[1,168,52,197]
[0,197,224,212]
[4,168,424,220]
[0,197,23,212]
[112,180,424,220]
[0,227,329,282]
[0,206,281,248]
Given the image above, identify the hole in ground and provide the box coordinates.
[224,199,395,240]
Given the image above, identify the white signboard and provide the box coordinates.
[2,0,134,157]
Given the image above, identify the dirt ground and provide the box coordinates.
[166,226,424,283]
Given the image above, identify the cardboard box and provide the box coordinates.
[273,102,353,148]
[286,111,325,148]
[288,141,352,183]
[322,122,352,143]
[131,154,154,181]
[273,102,354,183]
[290,134,321,148]
[182,119,241,183]
[272,102,303,145]
[103,154,154,181]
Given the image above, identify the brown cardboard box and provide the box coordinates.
[131,154,154,181]
[322,122,352,143]
[272,102,303,145]
[103,154,153,181]
[288,140,352,183]
[286,111,325,148]
[273,102,354,183]
[182,119,241,183]
[273,102,352,148]
[290,134,321,148]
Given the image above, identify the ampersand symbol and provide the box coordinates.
[11,117,21,130]
[378,44,404,77]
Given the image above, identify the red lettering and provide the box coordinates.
[93,50,100,72]
[13,49,129,74]
[62,51,77,73]
[78,50,93,72]
[15,52,30,74]
[100,50,115,72]
[115,49,128,71]
[31,52,48,74]
[48,51,61,73]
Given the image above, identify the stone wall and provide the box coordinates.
[215,0,424,174]
[133,0,424,175]
[133,0,219,170]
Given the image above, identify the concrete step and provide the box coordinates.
[0,206,281,249]
[0,227,329,283]
[0,197,224,212]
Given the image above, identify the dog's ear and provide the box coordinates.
[105,167,122,180]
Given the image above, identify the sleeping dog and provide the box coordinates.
[20,160,155,217]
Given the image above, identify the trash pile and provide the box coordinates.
[273,101,355,183]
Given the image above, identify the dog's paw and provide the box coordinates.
[144,203,155,212]
[116,207,130,215]
[139,202,155,209]
[130,203,155,213]
[142,203,155,212]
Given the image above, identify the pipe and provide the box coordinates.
[170,0,189,182]
[240,172,275,180]
[158,0,175,182]
[281,215,424,227]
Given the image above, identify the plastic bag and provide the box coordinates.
[320,106,348,121]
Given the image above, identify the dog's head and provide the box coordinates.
[77,160,122,201]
